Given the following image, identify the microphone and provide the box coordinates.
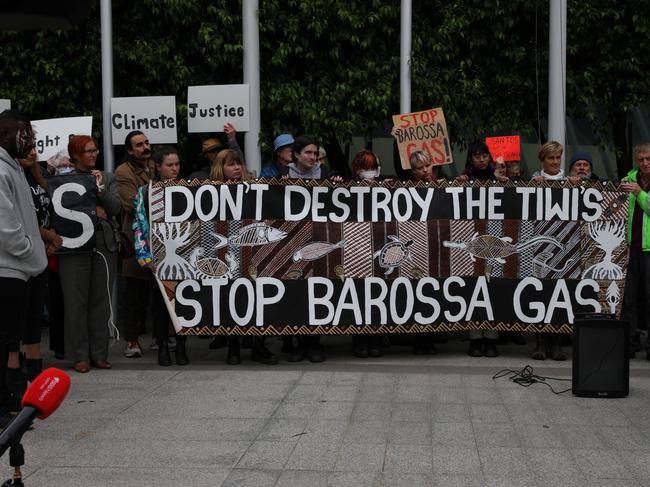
[0,368,71,457]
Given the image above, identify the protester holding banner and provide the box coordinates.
[408,150,444,182]
[569,152,600,181]
[58,135,120,373]
[529,141,567,361]
[286,135,337,180]
[621,141,650,359]
[189,123,244,179]
[261,133,294,177]
[0,110,47,417]
[8,147,62,402]
[133,145,189,366]
[115,131,155,358]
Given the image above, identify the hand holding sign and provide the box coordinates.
[485,136,521,162]
[224,123,237,142]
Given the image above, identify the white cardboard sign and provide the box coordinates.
[111,96,177,145]
[187,84,250,133]
[31,116,93,162]
[0,99,10,112]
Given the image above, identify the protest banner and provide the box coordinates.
[392,107,453,170]
[147,179,628,336]
[0,99,10,112]
[486,135,521,161]
[110,96,177,144]
[47,173,97,252]
[187,84,250,133]
[31,116,92,162]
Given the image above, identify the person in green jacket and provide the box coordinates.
[621,141,650,359]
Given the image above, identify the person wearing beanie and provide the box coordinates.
[261,133,294,177]
[569,151,599,181]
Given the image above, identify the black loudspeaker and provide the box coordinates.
[572,315,629,398]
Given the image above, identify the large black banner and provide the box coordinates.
[147,178,629,335]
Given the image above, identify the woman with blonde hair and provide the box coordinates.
[209,149,252,181]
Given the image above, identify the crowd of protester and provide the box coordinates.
[1,108,650,421]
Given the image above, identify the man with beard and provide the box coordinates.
[0,110,47,421]
[115,130,155,357]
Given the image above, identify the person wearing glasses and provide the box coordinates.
[58,135,121,373]
[190,123,244,179]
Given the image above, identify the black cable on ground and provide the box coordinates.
[492,364,572,394]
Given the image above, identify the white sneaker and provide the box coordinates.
[149,340,159,351]
[124,341,142,358]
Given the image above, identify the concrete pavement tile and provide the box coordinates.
[477,446,532,477]
[343,420,390,445]
[431,422,474,446]
[30,415,115,440]
[504,404,544,425]
[431,445,481,476]
[236,440,297,470]
[432,387,467,404]
[465,387,503,404]
[380,472,432,487]
[397,372,431,386]
[462,375,498,387]
[327,471,379,487]
[598,426,650,450]
[618,450,650,479]
[304,420,350,441]
[362,373,397,386]
[432,403,471,423]
[257,418,308,441]
[275,469,328,487]
[571,449,634,479]
[273,401,317,419]
[286,385,323,402]
[472,422,520,448]
[298,371,333,384]
[394,384,432,403]
[214,369,301,384]
[483,476,537,486]
[515,424,566,448]
[524,448,582,478]
[531,474,597,487]
[431,474,483,486]
[352,401,392,422]
[383,444,433,474]
[559,425,608,450]
[431,374,464,387]
[584,479,645,487]
[469,404,511,423]
[312,401,355,420]
[23,467,230,487]
[319,385,359,401]
[584,407,633,427]
[358,384,393,402]
[389,421,432,445]
[285,439,341,470]
[331,372,363,386]
[391,402,431,422]
[333,443,386,472]
[221,468,280,487]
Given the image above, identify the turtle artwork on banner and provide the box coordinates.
[147,178,629,336]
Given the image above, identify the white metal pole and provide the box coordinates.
[100,0,115,172]
[243,0,261,175]
[400,0,412,114]
[548,0,567,170]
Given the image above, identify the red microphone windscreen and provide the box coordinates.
[21,367,71,419]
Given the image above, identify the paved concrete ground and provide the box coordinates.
[11,335,650,486]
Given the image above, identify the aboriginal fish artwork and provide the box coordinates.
[443,233,563,264]
[373,235,414,276]
[292,240,346,262]
[228,223,287,246]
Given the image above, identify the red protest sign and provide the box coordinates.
[485,135,521,161]
[392,107,453,170]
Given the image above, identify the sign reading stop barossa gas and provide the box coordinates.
[392,107,453,170]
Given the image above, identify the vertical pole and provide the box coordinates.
[400,0,412,114]
[548,0,567,170]
[243,0,262,175]
[100,0,115,172]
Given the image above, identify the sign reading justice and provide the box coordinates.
[143,179,628,336]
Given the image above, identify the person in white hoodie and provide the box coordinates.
[0,110,47,419]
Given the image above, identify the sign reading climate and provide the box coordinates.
[148,179,629,336]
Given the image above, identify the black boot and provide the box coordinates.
[531,333,546,360]
[6,368,26,413]
[468,339,483,357]
[483,339,499,358]
[549,334,567,361]
[157,340,172,366]
[252,337,278,365]
[23,358,43,383]
[175,336,189,365]
[226,337,241,365]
